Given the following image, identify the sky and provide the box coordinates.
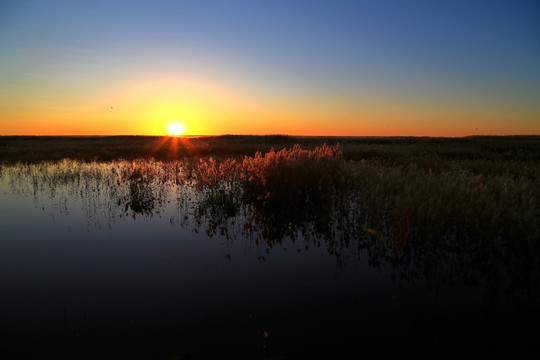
[1,0,539,136]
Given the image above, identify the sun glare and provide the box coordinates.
[167,122,185,136]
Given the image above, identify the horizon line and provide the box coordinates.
[1,134,538,139]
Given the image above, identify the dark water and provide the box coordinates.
[1,161,539,359]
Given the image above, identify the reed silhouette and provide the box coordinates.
[1,140,538,295]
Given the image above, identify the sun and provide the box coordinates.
[167,122,185,136]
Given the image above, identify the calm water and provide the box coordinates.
[1,161,539,359]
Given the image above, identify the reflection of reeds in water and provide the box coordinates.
[1,142,539,296]
[2,160,186,228]
[192,144,347,240]
[191,142,538,242]
[121,162,161,216]
[189,143,539,296]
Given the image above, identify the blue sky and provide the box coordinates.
[1,0,539,135]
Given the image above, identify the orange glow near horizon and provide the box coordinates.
[1,75,539,137]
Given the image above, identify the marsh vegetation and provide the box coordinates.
[1,135,539,358]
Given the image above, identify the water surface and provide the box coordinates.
[1,160,538,359]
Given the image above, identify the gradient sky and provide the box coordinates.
[1,0,539,136]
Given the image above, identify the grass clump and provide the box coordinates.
[193,157,243,222]
[241,144,347,239]
[242,144,345,214]
[191,144,347,239]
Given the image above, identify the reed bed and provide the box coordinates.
[3,139,537,244]
[185,142,539,291]
[2,140,538,292]
[187,142,538,242]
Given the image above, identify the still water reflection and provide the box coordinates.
[1,160,539,359]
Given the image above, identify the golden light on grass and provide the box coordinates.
[167,122,185,136]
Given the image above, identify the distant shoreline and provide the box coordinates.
[1,134,538,139]
[1,134,538,163]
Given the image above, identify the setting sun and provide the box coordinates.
[167,122,185,136]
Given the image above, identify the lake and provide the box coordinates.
[1,159,539,359]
